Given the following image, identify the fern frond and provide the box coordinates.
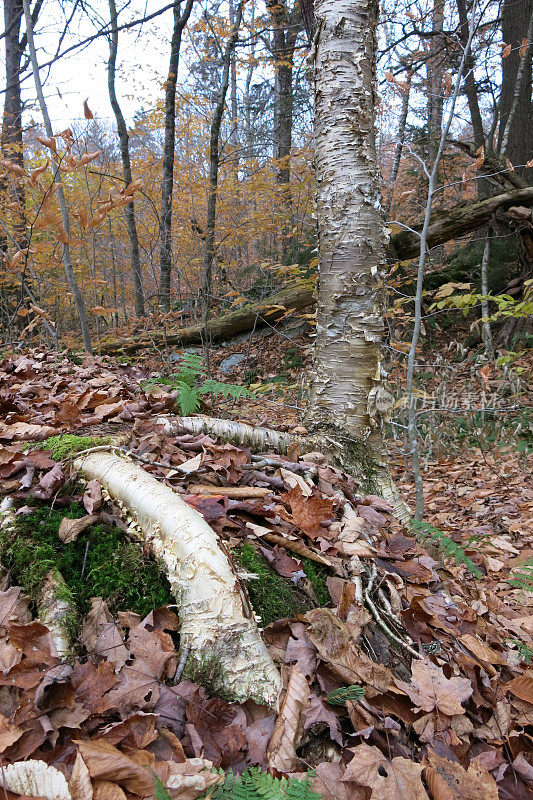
[175,383,201,415]
[153,775,172,800]
[200,379,249,400]
[411,520,482,578]
[205,768,322,800]
[508,560,533,593]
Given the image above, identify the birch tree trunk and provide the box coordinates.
[305,0,399,509]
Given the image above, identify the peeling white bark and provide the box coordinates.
[73,452,281,706]
[306,0,388,438]
[38,570,75,659]
[160,415,298,453]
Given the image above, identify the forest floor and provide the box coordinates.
[0,326,531,800]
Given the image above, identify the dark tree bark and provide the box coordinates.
[1,0,26,255]
[201,0,244,348]
[426,0,445,166]
[384,72,411,219]
[498,0,533,182]
[107,0,145,318]
[267,0,300,261]
[159,0,194,313]
[456,0,484,151]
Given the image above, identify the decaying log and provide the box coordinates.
[73,451,281,707]
[95,188,533,356]
[390,186,533,260]
[96,282,314,355]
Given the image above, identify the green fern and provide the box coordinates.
[508,559,533,593]
[206,768,321,800]
[175,382,201,415]
[141,354,249,416]
[153,775,172,800]
[411,520,482,578]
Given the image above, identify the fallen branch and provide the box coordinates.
[390,186,533,260]
[73,451,281,706]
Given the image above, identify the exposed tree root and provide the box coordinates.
[159,416,411,524]
[72,451,281,707]
[38,570,76,659]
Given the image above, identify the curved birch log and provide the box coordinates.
[73,451,281,707]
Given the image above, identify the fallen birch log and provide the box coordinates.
[73,451,281,707]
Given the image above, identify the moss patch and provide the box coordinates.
[40,434,113,461]
[1,504,173,620]
[235,542,329,625]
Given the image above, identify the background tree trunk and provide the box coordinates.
[1,0,27,254]
[159,0,193,313]
[498,0,533,182]
[267,0,299,261]
[107,0,145,318]
[22,0,92,353]
[201,0,244,362]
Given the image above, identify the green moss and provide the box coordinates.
[1,504,173,620]
[301,557,329,606]
[183,650,231,699]
[235,542,328,625]
[41,434,112,461]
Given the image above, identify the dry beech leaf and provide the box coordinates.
[59,514,98,543]
[69,752,93,800]
[505,674,533,704]
[343,743,429,800]
[262,532,332,566]
[0,711,24,752]
[75,739,153,796]
[396,658,472,715]
[458,634,506,666]
[81,598,128,669]
[92,781,127,800]
[0,759,71,800]
[305,608,393,693]
[267,663,310,772]
[424,751,498,800]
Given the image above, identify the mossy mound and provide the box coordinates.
[1,504,173,621]
[235,542,330,625]
[40,434,113,461]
